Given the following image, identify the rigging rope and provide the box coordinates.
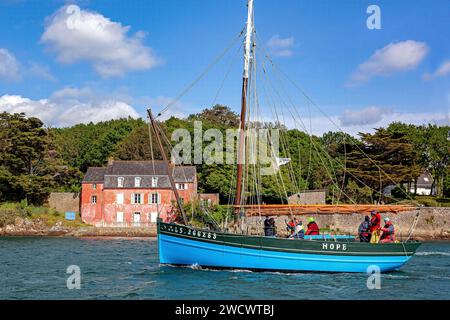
[257,42,411,206]
[156,28,245,119]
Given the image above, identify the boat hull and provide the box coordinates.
[158,222,421,273]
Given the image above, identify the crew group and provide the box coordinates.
[263,210,396,243]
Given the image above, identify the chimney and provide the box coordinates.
[107,157,114,166]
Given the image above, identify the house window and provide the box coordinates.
[92,183,97,190]
[116,193,124,205]
[118,177,124,188]
[116,212,124,223]
[150,193,160,204]
[91,195,97,204]
[134,177,141,188]
[151,177,158,188]
[131,193,143,204]
[176,183,187,190]
[133,212,141,225]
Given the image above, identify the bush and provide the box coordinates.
[184,202,234,230]
[0,203,28,227]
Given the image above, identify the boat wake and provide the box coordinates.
[416,251,450,256]
[188,263,203,270]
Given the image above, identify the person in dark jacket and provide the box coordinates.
[358,216,371,242]
[264,217,276,237]
[270,218,277,237]
[305,217,320,235]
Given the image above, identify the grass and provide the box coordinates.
[0,202,87,228]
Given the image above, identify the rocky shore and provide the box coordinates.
[0,217,156,237]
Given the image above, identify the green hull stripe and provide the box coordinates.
[158,222,420,257]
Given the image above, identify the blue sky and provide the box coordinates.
[0,0,449,134]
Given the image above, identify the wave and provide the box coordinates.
[188,263,203,270]
[416,251,450,256]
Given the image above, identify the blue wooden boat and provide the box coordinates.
[148,0,422,274]
[157,222,421,273]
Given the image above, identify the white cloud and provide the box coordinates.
[0,48,21,81]
[41,5,162,77]
[57,100,138,126]
[266,35,295,57]
[339,106,392,126]
[0,87,139,127]
[348,40,428,86]
[0,95,56,123]
[28,62,56,81]
[423,60,450,80]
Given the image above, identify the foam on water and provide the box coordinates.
[416,251,450,256]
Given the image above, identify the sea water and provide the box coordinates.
[0,237,449,299]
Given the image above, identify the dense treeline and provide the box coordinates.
[0,107,448,206]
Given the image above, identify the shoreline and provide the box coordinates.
[1,234,449,241]
[2,207,450,241]
[0,217,157,238]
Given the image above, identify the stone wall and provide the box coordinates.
[47,192,80,213]
[233,207,450,240]
[288,190,326,204]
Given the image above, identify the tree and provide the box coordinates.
[51,117,142,172]
[343,128,421,200]
[188,104,239,128]
[0,114,49,203]
[422,125,450,197]
[114,120,171,161]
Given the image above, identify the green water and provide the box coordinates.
[0,237,449,299]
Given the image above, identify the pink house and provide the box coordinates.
[81,160,197,227]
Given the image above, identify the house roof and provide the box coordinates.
[82,161,196,187]
[417,171,434,188]
[83,167,107,183]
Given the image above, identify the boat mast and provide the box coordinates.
[235,0,254,210]
[147,109,188,226]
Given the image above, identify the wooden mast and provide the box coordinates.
[235,0,254,210]
[147,109,188,226]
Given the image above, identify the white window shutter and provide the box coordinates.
[141,193,144,204]
[131,194,135,204]
[158,193,161,204]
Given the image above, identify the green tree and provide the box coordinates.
[344,128,421,200]
[188,104,239,129]
[0,112,76,204]
[423,125,450,197]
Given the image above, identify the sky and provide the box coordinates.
[0,0,449,135]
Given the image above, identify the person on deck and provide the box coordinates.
[369,210,382,243]
[289,220,305,239]
[285,218,298,236]
[305,217,320,235]
[264,217,277,237]
[270,218,277,237]
[380,218,396,243]
[358,216,371,242]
